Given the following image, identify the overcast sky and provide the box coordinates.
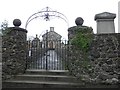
[0,0,119,40]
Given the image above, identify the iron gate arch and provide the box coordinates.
[26,35,69,70]
[25,7,69,70]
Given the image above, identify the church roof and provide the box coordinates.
[42,30,62,38]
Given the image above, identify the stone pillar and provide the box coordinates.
[0,34,1,63]
[68,17,83,40]
[95,12,116,34]
[118,2,120,33]
[68,17,93,41]
[0,34,1,90]
[67,17,93,75]
[2,19,27,80]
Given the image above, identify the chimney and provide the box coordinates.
[95,12,116,34]
[50,27,54,31]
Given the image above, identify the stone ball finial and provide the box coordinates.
[13,19,21,27]
[75,17,84,26]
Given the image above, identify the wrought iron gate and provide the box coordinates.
[26,38,69,70]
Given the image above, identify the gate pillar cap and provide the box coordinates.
[13,19,21,27]
[75,17,84,26]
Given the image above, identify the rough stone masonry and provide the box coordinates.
[68,13,120,85]
[2,19,27,80]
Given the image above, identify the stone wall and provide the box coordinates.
[68,16,119,85]
[89,33,119,84]
[2,27,27,80]
[68,33,120,85]
[0,34,2,90]
[0,34,2,63]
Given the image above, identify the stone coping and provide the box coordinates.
[94,33,120,35]
[95,12,116,20]
[8,27,28,33]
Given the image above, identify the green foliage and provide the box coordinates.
[71,31,93,52]
[0,20,9,35]
[68,26,94,79]
[1,20,8,30]
[2,28,12,36]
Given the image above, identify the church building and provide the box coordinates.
[42,27,62,49]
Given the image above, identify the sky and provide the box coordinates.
[0,0,119,40]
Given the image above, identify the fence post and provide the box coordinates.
[2,19,27,80]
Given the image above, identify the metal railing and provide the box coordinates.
[26,40,69,70]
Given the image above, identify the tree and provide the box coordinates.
[0,20,9,35]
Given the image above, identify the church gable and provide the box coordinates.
[42,27,62,41]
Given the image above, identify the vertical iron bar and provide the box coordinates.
[53,41,54,70]
[32,41,33,69]
[67,40,69,70]
[30,41,31,69]
[59,40,60,70]
[53,40,55,70]
[37,42,40,69]
[51,40,52,70]
[34,41,36,69]
[62,40,64,70]
[48,42,49,70]
[64,40,66,70]
[46,30,48,70]
[60,40,62,70]
[27,41,28,69]
[41,43,43,69]
[65,40,67,70]
[51,40,53,70]
[57,40,58,70]
[33,41,35,69]
[31,40,32,69]
[27,41,29,69]
[36,42,37,69]
[40,41,43,69]
[35,41,36,69]
[66,40,67,70]
[49,48,50,70]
